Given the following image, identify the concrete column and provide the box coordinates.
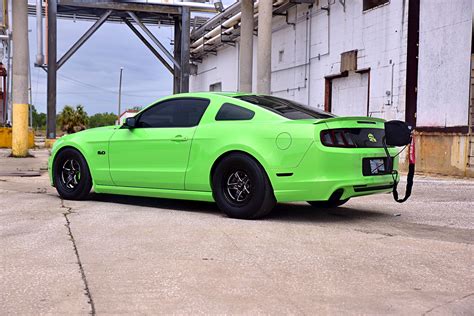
[256,0,272,94]
[11,0,29,157]
[239,0,254,93]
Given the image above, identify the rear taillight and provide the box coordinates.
[320,129,357,147]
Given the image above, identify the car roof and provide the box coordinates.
[171,91,260,98]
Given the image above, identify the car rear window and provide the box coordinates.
[234,95,335,120]
[215,103,255,121]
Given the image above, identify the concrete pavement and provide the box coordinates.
[0,149,473,314]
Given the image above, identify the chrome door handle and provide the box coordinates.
[172,135,188,142]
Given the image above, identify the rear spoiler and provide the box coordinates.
[313,116,386,125]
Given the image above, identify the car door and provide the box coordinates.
[108,98,210,190]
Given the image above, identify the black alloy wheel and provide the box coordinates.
[212,153,276,219]
[53,148,92,200]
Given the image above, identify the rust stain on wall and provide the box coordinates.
[400,132,474,178]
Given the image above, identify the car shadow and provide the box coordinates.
[267,203,389,223]
[88,193,221,216]
[88,193,388,223]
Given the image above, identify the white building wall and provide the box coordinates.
[190,44,239,92]
[417,0,472,128]
[190,0,471,127]
[191,0,409,121]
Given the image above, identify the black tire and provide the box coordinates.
[307,198,350,208]
[53,147,92,200]
[212,153,276,219]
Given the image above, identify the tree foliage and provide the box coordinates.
[31,105,46,129]
[88,112,117,128]
[58,105,89,134]
[34,105,131,132]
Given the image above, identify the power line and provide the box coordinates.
[57,73,164,97]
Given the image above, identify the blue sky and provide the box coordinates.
[27,1,235,115]
[29,16,175,115]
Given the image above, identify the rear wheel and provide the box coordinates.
[53,148,92,200]
[212,153,276,219]
[307,198,350,208]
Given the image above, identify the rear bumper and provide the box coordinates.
[273,175,396,202]
[270,142,399,202]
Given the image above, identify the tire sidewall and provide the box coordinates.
[212,154,270,219]
[53,148,92,200]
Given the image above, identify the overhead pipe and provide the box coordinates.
[191,1,241,40]
[191,0,289,54]
[36,0,44,65]
[191,9,247,49]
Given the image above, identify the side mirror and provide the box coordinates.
[124,117,137,129]
[384,120,412,146]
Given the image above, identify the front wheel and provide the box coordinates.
[212,153,276,219]
[53,148,92,200]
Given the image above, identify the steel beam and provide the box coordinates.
[180,7,190,93]
[47,0,57,139]
[122,18,173,74]
[127,11,181,70]
[57,0,215,14]
[173,15,182,93]
[57,10,112,70]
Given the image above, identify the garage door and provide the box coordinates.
[331,72,369,116]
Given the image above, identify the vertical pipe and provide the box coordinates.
[239,0,254,93]
[2,75,6,124]
[117,67,123,123]
[45,0,48,65]
[405,0,419,127]
[12,0,30,156]
[36,0,44,65]
[27,39,33,128]
[180,6,190,93]
[47,0,57,139]
[5,37,11,123]
[257,0,272,94]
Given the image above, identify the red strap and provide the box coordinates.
[409,134,416,164]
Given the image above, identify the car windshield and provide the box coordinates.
[234,95,335,120]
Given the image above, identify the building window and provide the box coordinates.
[278,50,284,63]
[363,0,389,11]
[209,82,222,92]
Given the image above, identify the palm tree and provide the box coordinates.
[58,105,89,134]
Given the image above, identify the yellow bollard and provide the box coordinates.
[12,103,29,156]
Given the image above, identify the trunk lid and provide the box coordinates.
[315,116,386,148]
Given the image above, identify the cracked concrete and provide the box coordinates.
[61,200,96,315]
[0,149,473,314]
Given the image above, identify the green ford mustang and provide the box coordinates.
[49,92,398,219]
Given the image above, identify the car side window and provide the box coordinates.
[215,103,255,121]
[137,98,210,128]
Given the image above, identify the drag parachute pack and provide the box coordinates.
[383,120,414,203]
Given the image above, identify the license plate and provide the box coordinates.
[369,158,385,174]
